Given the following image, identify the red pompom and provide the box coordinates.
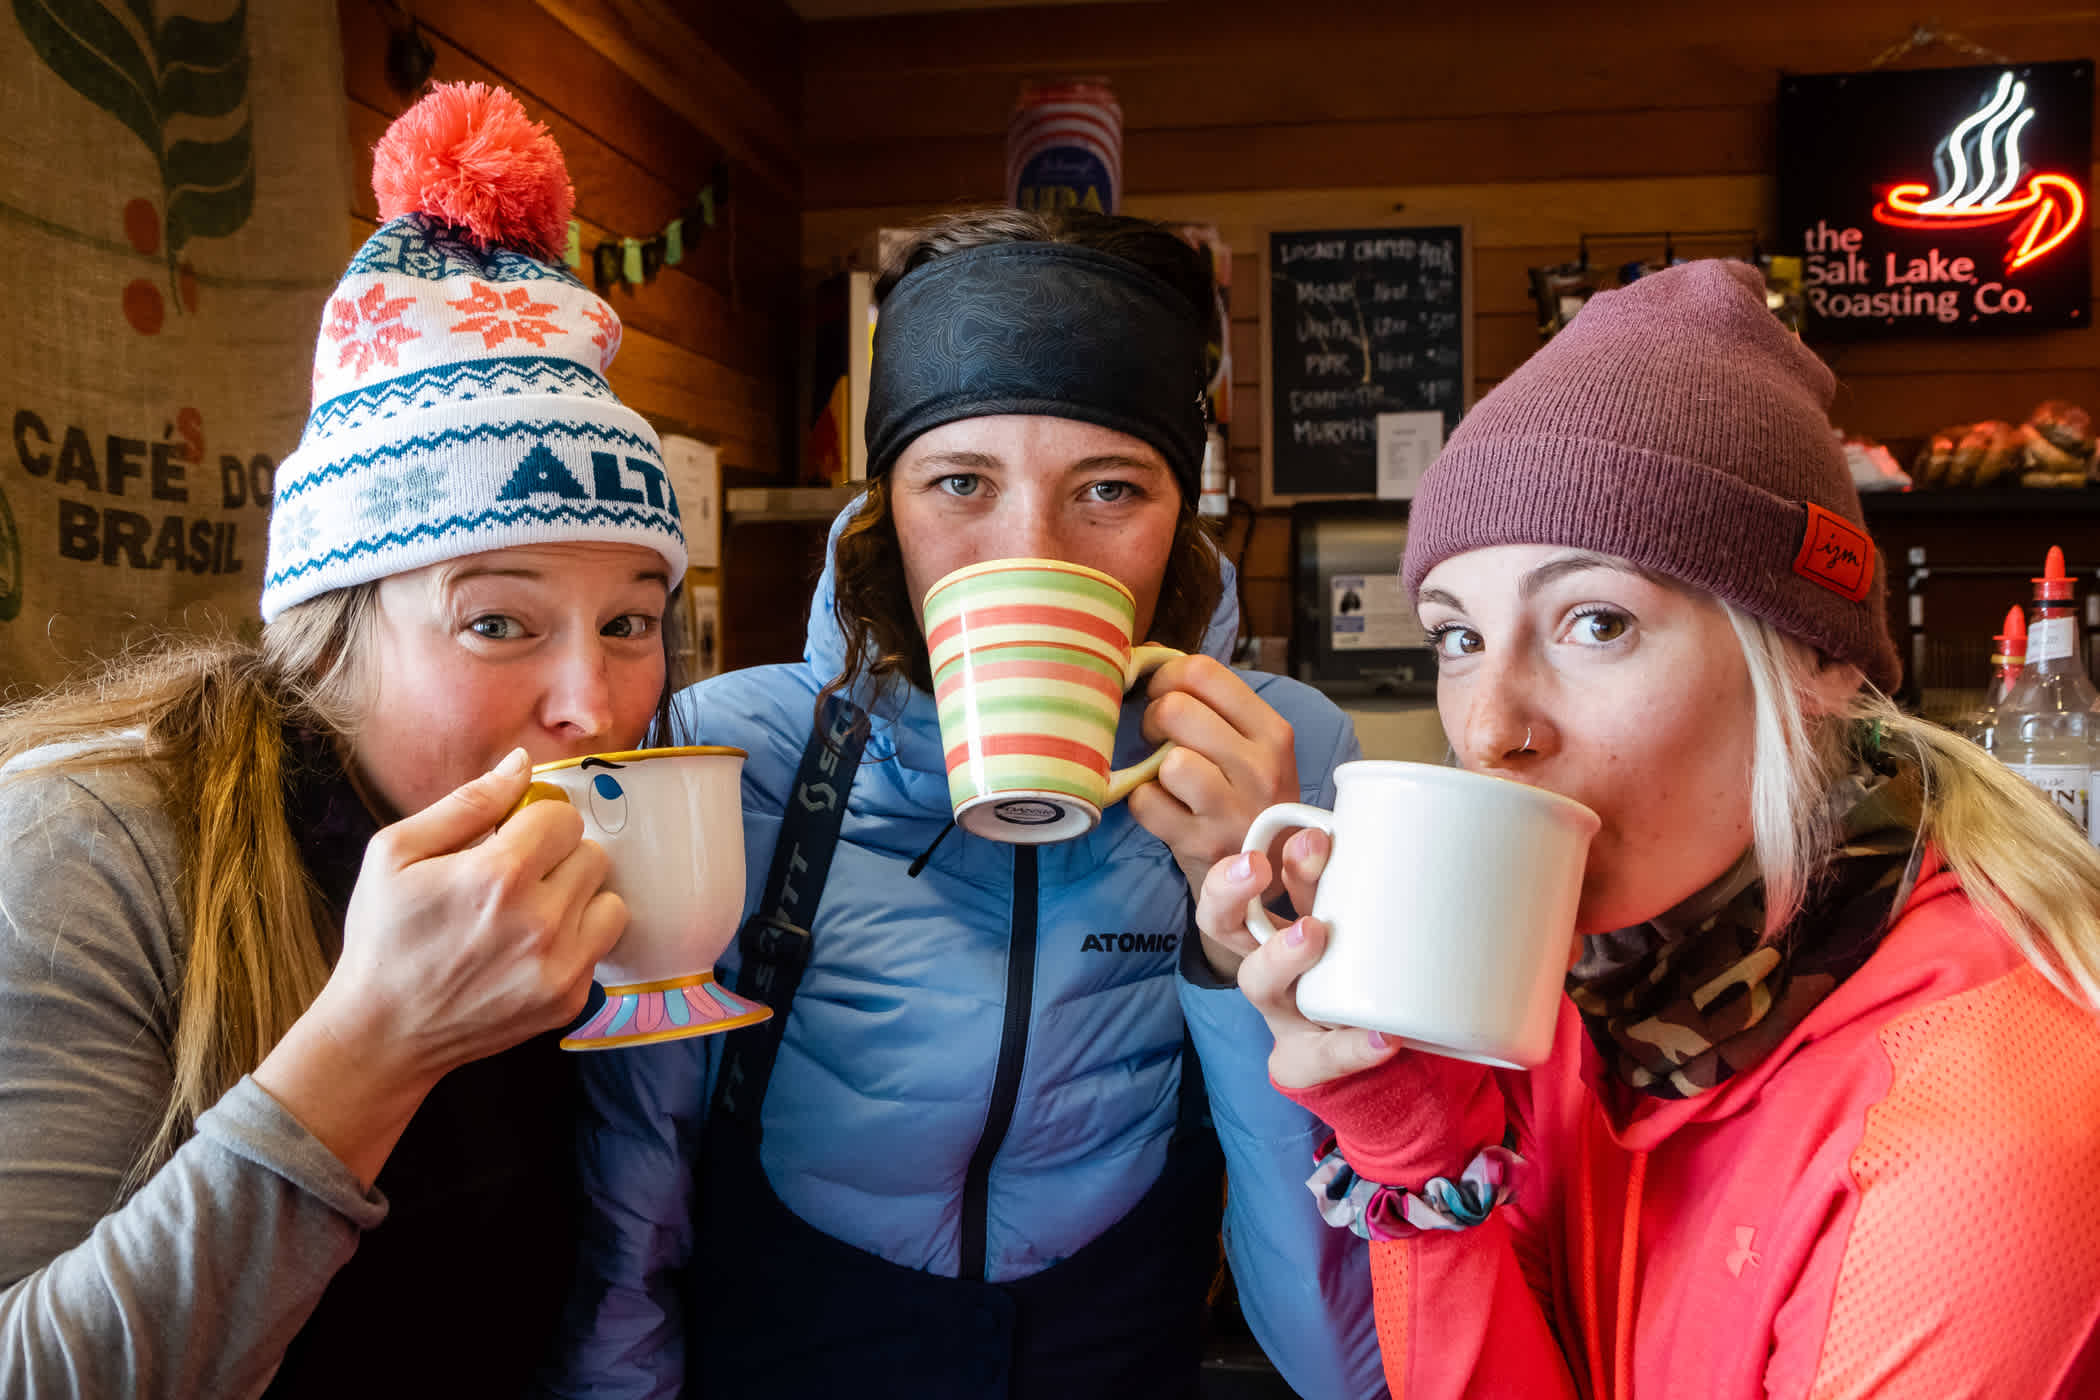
[371,82,574,261]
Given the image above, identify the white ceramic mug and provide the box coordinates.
[513,746,769,1051]
[1240,760,1600,1069]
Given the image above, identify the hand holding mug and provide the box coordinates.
[1219,853,1528,1197]
[1195,834,1404,1091]
[1190,822,1332,982]
[311,748,628,1084]
[258,749,630,1188]
[1126,653,1303,895]
[1195,821,1429,1091]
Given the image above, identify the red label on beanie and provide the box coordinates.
[1793,503,1875,602]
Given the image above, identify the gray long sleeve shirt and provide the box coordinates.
[0,757,387,1398]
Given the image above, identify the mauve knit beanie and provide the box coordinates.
[1400,259,1901,692]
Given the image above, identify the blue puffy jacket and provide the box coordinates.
[549,511,1385,1398]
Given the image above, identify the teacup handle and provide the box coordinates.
[512,781,573,814]
[1103,644,1185,805]
[1238,802,1337,945]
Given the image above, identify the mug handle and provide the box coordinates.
[512,781,572,814]
[1103,644,1185,805]
[1238,801,1337,945]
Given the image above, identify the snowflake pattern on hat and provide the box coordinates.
[357,466,447,527]
[446,280,566,349]
[323,283,421,378]
[282,502,320,555]
[582,301,622,372]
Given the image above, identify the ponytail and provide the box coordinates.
[1877,703,2100,1008]
[1729,605,2100,1009]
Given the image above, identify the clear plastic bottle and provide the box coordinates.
[1964,604,2027,753]
[1997,546,2100,843]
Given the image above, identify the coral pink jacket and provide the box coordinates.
[1287,855,2100,1398]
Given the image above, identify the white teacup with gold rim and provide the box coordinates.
[923,556,1183,844]
[513,745,768,1050]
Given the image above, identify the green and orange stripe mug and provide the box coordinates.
[922,557,1182,843]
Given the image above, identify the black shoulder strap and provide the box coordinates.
[711,693,867,1131]
[1173,895,1214,1146]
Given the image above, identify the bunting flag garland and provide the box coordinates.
[572,163,727,290]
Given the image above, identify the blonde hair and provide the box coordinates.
[0,592,377,1189]
[1729,606,2100,1008]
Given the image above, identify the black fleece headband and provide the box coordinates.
[864,242,1209,499]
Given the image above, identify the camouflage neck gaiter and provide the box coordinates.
[1567,750,1924,1101]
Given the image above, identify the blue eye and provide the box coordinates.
[588,773,628,833]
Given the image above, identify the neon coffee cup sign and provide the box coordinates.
[1778,61,2092,338]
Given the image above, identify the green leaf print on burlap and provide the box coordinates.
[13,0,254,307]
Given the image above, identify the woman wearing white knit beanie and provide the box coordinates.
[0,84,683,1397]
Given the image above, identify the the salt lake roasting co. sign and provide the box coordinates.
[1779,61,2093,339]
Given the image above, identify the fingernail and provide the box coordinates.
[1283,919,1306,948]
[1367,1029,1388,1051]
[1229,852,1254,883]
[498,748,529,776]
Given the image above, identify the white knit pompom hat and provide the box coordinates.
[262,82,685,620]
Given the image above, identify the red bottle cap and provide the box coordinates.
[1997,604,2027,658]
[2034,545,2073,602]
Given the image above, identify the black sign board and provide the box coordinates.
[1779,61,2092,338]
[1262,225,1470,501]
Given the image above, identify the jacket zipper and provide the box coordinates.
[960,844,1037,1281]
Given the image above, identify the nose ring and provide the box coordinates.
[1521,726,1533,752]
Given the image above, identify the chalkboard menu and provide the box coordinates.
[1263,224,1471,501]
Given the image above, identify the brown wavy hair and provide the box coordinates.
[825,207,1225,711]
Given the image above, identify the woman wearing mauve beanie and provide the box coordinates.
[1198,260,2100,1397]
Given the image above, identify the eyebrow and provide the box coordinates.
[908,451,1002,473]
[1070,454,1167,475]
[1416,551,1629,613]
[1417,585,1463,611]
[1518,552,1619,600]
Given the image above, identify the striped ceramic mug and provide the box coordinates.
[923,557,1182,843]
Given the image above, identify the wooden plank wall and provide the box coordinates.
[337,0,814,667]
[799,0,2100,648]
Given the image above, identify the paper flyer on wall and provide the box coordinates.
[1330,573,1424,650]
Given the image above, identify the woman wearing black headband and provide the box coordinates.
[546,210,1382,1399]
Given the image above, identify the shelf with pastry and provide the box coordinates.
[1906,400,2097,492]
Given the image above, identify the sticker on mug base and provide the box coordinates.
[955,789,1102,845]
